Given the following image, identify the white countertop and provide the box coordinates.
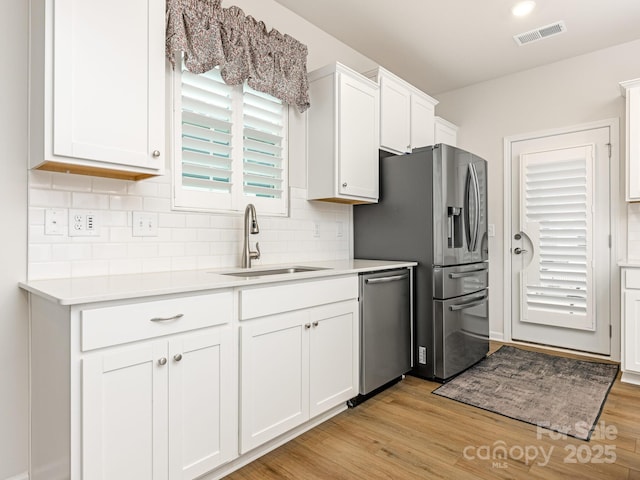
[19,259,417,306]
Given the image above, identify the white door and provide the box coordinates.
[510,126,611,355]
[239,312,309,453]
[338,72,379,199]
[379,75,411,154]
[410,94,435,150]
[168,327,236,479]
[82,342,168,480]
[53,0,164,168]
[308,301,358,418]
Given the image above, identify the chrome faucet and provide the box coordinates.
[242,203,260,268]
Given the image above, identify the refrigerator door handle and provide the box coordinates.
[449,294,488,312]
[448,267,488,279]
[465,163,481,252]
[471,163,481,252]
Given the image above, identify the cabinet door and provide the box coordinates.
[169,327,236,479]
[411,94,436,149]
[309,301,358,418]
[240,312,309,453]
[379,76,411,154]
[52,0,164,169]
[338,72,379,200]
[434,117,458,147]
[624,290,640,373]
[627,86,640,200]
[83,342,168,480]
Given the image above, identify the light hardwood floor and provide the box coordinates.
[227,343,640,479]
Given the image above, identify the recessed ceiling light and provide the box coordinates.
[512,1,536,17]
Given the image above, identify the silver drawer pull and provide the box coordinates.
[158,357,167,366]
[449,296,488,312]
[150,313,184,322]
[448,268,488,279]
[365,273,409,284]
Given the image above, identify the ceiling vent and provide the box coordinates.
[513,21,567,46]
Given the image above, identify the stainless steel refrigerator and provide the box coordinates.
[354,144,489,381]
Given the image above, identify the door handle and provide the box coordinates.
[365,273,409,284]
[513,248,528,255]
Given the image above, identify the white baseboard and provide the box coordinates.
[4,472,28,480]
[490,331,505,341]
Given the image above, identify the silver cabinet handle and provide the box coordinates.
[448,268,488,279]
[312,321,319,327]
[152,150,161,158]
[158,357,167,366]
[342,182,348,188]
[174,354,183,362]
[305,323,311,329]
[150,313,184,322]
[513,248,528,255]
[365,273,409,284]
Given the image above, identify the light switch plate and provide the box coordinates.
[45,208,66,235]
[132,212,158,237]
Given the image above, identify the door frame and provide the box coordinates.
[502,118,621,360]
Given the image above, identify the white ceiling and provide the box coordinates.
[272,0,640,95]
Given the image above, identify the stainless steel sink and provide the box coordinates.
[219,266,329,278]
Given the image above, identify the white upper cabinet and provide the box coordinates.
[621,79,640,201]
[307,63,380,204]
[366,67,438,154]
[29,0,165,181]
[434,116,459,147]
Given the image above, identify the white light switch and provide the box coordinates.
[132,212,158,237]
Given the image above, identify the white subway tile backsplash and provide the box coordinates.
[52,172,93,192]
[110,195,143,211]
[30,188,71,207]
[28,172,352,280]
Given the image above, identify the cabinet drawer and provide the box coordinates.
[81,291,233,351]
[626,269,640,289]
[240,276,358,320]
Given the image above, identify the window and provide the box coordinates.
[172,62,288,215]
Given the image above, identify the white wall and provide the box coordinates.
[435,39,640,342]
[1,1,29,479]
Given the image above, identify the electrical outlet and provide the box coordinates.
[45,208,66,235]
[313,222,320,238]
[132,212,158,237]
[488,224,495,237]
[68,209,99,237]
[336,221,343,238]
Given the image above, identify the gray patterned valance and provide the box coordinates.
[166,0,310,112]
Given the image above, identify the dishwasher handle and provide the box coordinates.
[365,273,409,284]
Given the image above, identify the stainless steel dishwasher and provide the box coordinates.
[357,268,413,398]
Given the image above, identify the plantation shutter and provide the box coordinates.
[242,84,285,202]
[519,145,595,331]
[173,62,288,215]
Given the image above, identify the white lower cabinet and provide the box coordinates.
[240,300,358,453]
[83,327,235,480]
[28,275,359,479]
[622,267,640,384]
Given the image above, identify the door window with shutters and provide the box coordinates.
[519,145,595,330]
[173,63,288,215]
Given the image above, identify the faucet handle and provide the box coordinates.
[252,242,261,260]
